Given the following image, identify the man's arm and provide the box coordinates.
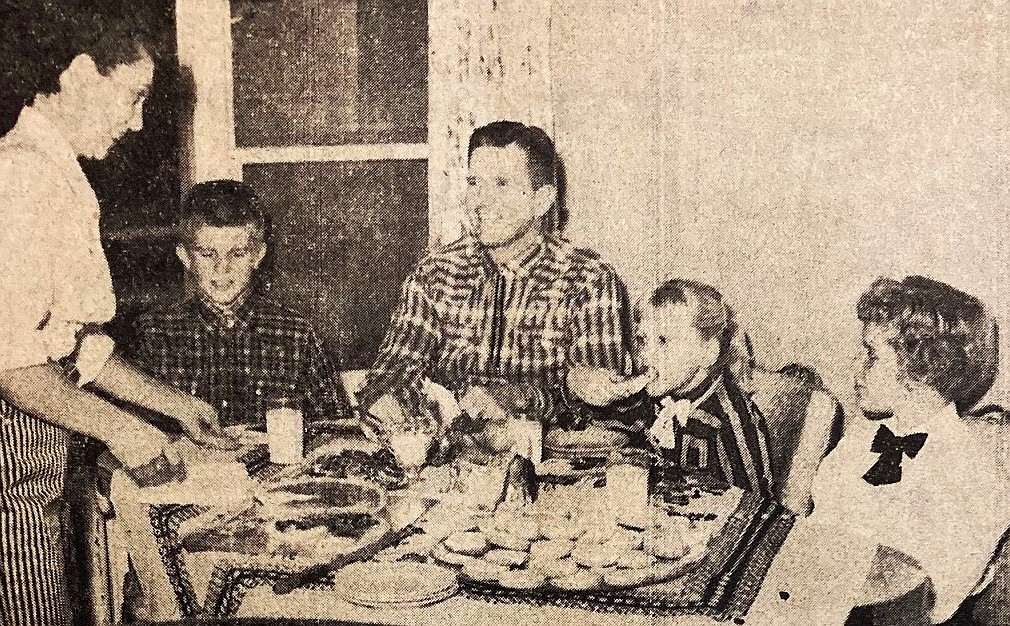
[357,271,442,413]
[299,326,352,422]
[568,264,629,373]
[546,264,631,426]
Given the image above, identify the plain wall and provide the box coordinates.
[553,0,1010,407]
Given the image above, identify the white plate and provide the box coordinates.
[333,561,459,605]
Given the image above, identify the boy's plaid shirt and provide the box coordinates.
[357,235,628,415]
[130,294,351,427]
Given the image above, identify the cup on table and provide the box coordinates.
[265,398,304,464]
[388,428,432,482]
[607,462,649,520]
[511,417,543,465]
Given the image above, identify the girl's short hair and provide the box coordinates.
[636,279,733,341]
[857,276,999,412]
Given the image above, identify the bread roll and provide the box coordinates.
[551,569,603,591]
[484,529,532,552]
[498,569,547,590]
[432,543,478,567]
[443,531,490,556]
[571,544,620,569]
[603,567,653,588]
[615,549,655,569]
[529,539,575,562]
[534,557,580,579]
[483,548,529,567]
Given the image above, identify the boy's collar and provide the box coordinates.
[196,285,256,329]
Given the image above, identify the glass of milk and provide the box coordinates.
[265,398,304,464]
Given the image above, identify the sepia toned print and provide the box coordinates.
[1,1,1008,626]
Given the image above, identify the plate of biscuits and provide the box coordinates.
[429,503,713,593]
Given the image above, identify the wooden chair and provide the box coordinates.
[64,440,116,626]
[749,366,844,517]
[965,410,1010,626]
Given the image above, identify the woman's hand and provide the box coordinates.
[567,365,653,407]
[106,420,187,488]
[172,394,239,450]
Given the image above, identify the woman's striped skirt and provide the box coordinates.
[0,397,71,626]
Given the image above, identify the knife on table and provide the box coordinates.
[272,525,414,595]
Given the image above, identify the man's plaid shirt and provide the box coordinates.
[130,293,351,427]
[357,234,628,414]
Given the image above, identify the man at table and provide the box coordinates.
[358,121,631,431]
[130,179,351,430]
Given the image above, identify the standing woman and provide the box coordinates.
[0,5,233,625]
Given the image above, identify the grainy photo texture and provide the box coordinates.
[1,1,1008,625]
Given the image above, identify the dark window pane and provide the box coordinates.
[244,160,428,368]
[231,0,427,147]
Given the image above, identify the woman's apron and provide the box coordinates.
[0,397,71,626]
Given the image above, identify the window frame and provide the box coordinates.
[175,0,431,230]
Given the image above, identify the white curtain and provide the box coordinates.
[428,0,554,248]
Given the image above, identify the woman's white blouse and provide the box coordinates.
[808,406,1010,623]
[0,108,116,384]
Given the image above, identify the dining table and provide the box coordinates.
[107,427,798,626]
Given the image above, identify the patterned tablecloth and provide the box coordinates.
[450,492,793,622]
[130,449,795,622]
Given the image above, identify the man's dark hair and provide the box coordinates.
[467,121,557,190]
[1,1,160,111]
[857,275,999,413]
[178,180,266,244]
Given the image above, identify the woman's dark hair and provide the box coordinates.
[857,276,999,413]
[467,121,557,190]
[1,1,160,111]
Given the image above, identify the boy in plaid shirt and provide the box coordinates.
[129,180,350,428]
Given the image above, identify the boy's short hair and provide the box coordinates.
[468,121,557,190]
[178,180,266,245]
[857,276,999,412]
